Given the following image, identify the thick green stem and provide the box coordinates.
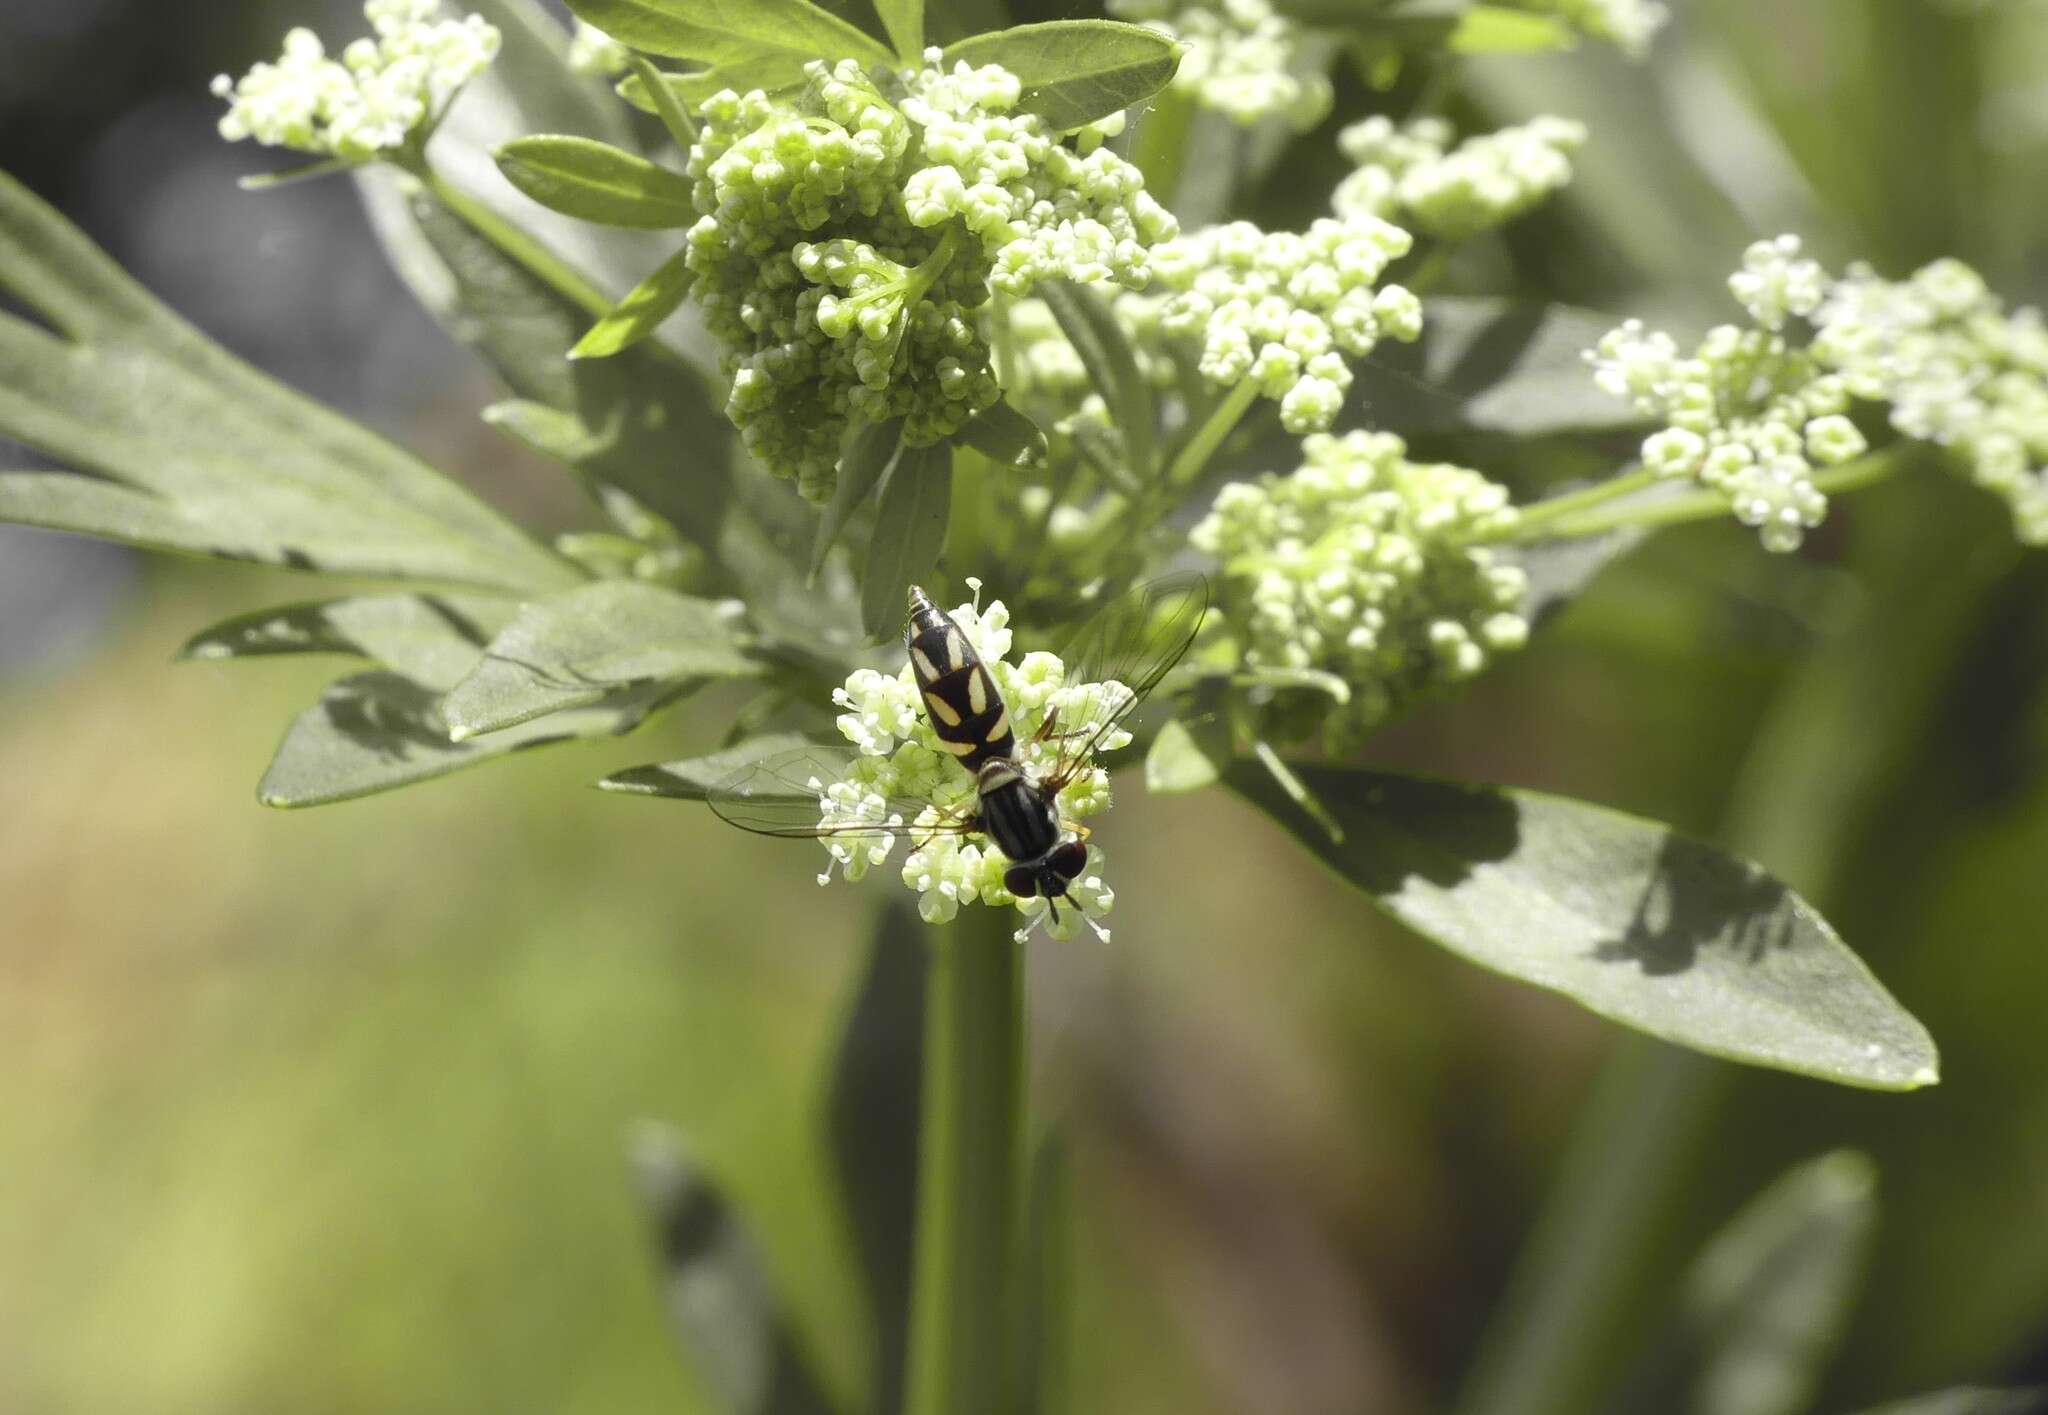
[903,908,1026,1415]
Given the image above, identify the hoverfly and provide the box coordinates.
[707,576,1208,935]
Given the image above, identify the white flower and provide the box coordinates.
[814,590,1131,937]
[1728,234,1829,331]
[212,0,500,160]
[1109,0,1331,129]
[567,21,630,77]
[1192,431,1527,745]
[1335,115,1587,242]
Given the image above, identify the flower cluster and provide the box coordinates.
[1589,315,1861,554]
[1333,115,1588,243]
[1146,217,1424,433]
[1192,432,1528,744]
[211,0,500,160]
[682,53,1175,498]
[821,593,1127,941]
[1500,0,1670,56]
[1592,234,2048,550]
[1809,257,2048,543]
[567,22,630,78]
[1107,0,1331,129]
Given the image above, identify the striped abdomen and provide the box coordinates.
[906,586,1017,771]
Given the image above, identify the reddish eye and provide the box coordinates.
[1004,865,1039,898]
[1050,841,1088,879]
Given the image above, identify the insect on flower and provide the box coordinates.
[707,576,1208,940]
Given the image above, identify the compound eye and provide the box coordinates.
[1050,840,1089,880]
[1004,865,1040,899]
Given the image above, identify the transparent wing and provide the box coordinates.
[1041,574,1209,791]
[707,743,977,841]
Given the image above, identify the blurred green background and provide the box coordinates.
[5,1,2048,1411]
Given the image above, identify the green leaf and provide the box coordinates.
[618,54,813,114]
[1448,5,1576,52]
[258,672,677,808]
[1352,297,1650,437]
[827,901,927,1415]
[441,580,757,739]
[860,443,953,641]
[495,135,697,228]
[955,401,1047,469]
[874,0,923,61]
[1226,763,1941,1090]
[1675,1151,1878,1415]
[628,54,698,151]
[625,1122,837,1415]
[597,731,816,798]
[178,593,520,692]
[0,172,573,593]
[942,21,1181,130]
[1849,1392,2048,1415]
[572,247,696,359]
[1037,280,1155,480]
[813,418,903,580]
[365,176,735,556]
[565,0,893,67]
[1144,715,1230,795]
[401,0,689,328]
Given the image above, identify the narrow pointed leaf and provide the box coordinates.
[442,580,758,739]
[1038,280,1154,479]
[629,54,699,150]
[813,419,902,579]
[1227,763,1941,1090]
[573,247,697,359]
[496,135,697,228]
[626,1123,836,1415]
[619,56,813,114]
[943,22,1181,130]
[1681,1151,1877,1415]
[874,0,924,60]
[956,401,1047,469]
[860,443,953,640]
[565,0,893,67]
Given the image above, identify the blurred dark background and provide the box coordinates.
[5,2,2048,1412]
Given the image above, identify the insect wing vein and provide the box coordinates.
[1044,575,1209,789]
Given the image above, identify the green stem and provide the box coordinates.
[903,907,1026,1415]
[1492,465,1659,541]
[1164,379,1261,491]
[1492,450,1906,546]
[405,157,613,320]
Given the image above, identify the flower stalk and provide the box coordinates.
[903,906,1027,1415]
